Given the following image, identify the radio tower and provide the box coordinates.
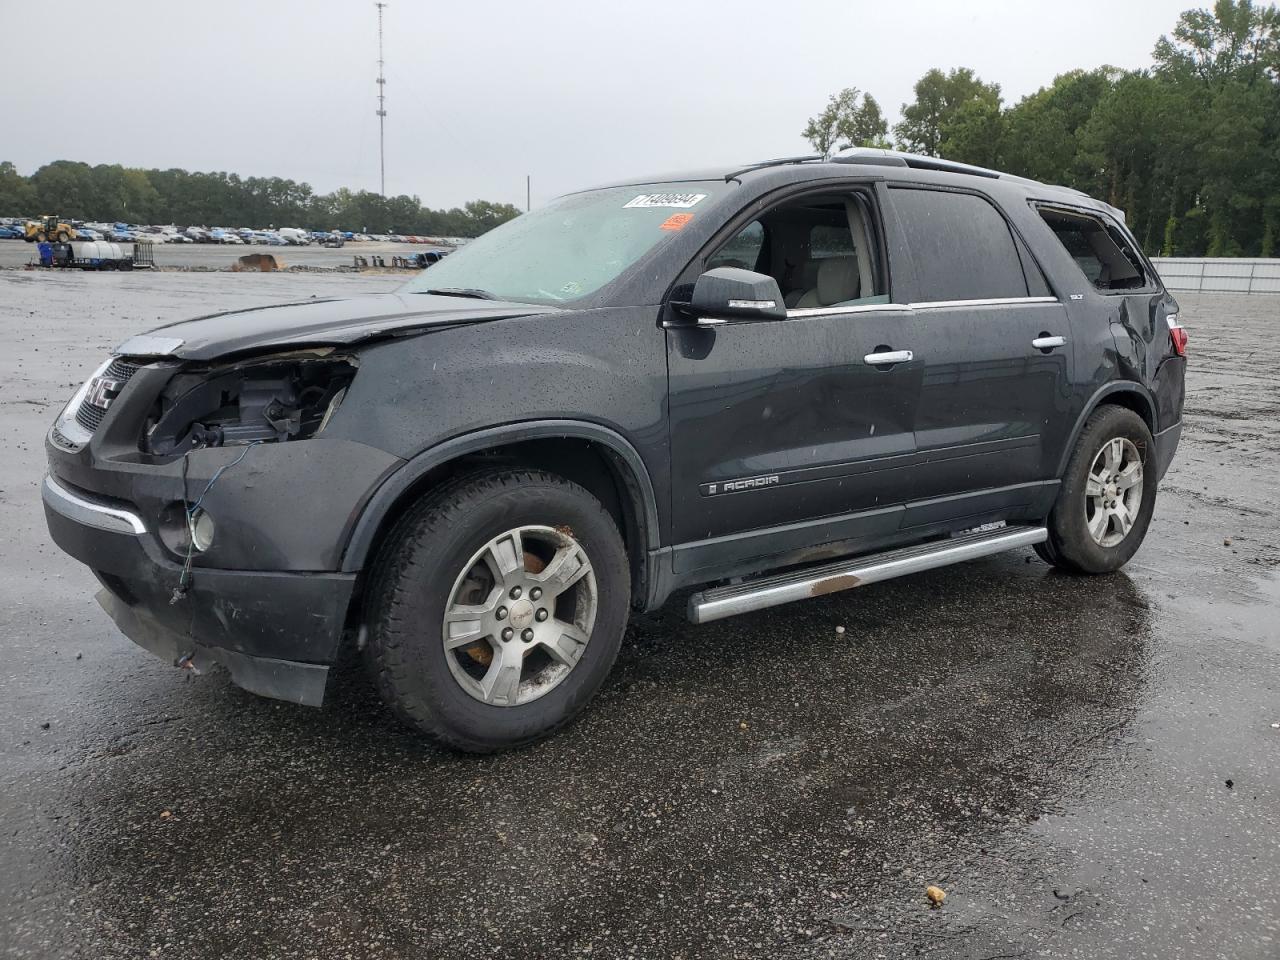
[375,2,388,196]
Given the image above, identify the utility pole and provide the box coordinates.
[375,2,388,197]
[526,175,531,212]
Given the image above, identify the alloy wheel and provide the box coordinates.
[1085,437,1144,548]
[441,525,597,706]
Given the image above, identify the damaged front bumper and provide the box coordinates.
[42,473,354,706]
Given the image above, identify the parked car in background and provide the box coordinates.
[278,228,311,246]
[0,224,23,239]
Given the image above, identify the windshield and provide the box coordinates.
[402,181,728,304]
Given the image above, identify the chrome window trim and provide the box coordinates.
[41,474,147,535]
[910,296,1059,310]
[786,295,1058,319]
[787,303,912,318]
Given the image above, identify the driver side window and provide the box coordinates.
[707,220,765,272]
[703,191,886,311]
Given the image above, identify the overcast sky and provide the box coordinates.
[5,0,1193,209]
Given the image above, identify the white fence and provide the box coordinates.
[1150,257,1280,294]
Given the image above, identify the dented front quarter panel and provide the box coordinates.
[320,304,672,533]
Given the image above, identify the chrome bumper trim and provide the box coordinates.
[41,474,146,535]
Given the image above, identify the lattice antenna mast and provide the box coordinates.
[375,2,388,196]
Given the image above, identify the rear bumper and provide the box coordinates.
[1153,420,1182,481]
[42,474,354,706]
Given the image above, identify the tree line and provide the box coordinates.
[803,0,1280,257]
[0,159,522,237]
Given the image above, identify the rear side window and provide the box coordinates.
[1037,208,1147,291]
[889,187,1030,302]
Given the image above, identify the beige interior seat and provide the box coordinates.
[793,256,860,308]
[784,260,822,307]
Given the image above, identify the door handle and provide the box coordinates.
[1032,335,1066,350]
[863,349,913,366]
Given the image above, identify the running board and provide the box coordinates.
[686,525,1047,624]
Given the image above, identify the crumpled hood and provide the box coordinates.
[114,292,561,361]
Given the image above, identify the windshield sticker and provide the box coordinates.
[659,213,694,231]
[624,193,707,209]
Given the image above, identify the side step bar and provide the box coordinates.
[687,525,1047,624]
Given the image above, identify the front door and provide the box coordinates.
[665,185,922,576]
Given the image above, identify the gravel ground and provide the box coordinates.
[0,273,1277,959]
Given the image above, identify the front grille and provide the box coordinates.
[73,356,145,434]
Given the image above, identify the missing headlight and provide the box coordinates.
[145,354,357,455]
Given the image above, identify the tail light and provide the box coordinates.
[1167,314,1188,357]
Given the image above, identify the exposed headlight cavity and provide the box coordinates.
[145,353,358,456]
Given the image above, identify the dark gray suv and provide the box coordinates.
[42,149,1186,751]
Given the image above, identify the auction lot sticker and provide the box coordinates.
[624,193,707,209]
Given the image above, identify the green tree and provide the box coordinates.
[1153,0,1280,87]
[0,161,36,215]
[802,88,889,155]
[894,68,1002,157]
[1001,68,1120,186]
[938,99,1007,167]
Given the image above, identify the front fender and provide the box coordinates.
[339,419,662,574]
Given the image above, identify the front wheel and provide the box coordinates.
[365,468,630,752]
[1037,405,1157,574]
[56,231,69,242]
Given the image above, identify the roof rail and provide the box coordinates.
[724,155,824,181]
[830,147,1004,180]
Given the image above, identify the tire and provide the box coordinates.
[56,231,69,242]
[365,468,630,752]
[34,232,46,243]
[1037,405,1157,574]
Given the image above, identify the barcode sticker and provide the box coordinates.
[624,193,707,209]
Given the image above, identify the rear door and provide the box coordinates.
[665,183,922,575]
[883,185,1074,526]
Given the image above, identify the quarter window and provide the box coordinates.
[1037,208,1147,291]
[889,187,1030,302]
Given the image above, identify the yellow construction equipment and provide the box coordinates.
[24,216,77,243]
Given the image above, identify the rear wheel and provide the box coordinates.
[56,231,69,242]
[1037,405,1157,573]
[365,468,630,752]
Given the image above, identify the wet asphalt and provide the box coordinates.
[1,272,1277,959]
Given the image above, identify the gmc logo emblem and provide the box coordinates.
[86,376,123,410]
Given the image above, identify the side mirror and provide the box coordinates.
[686,267,787,323]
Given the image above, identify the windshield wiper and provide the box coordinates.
[421,287,497,300]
